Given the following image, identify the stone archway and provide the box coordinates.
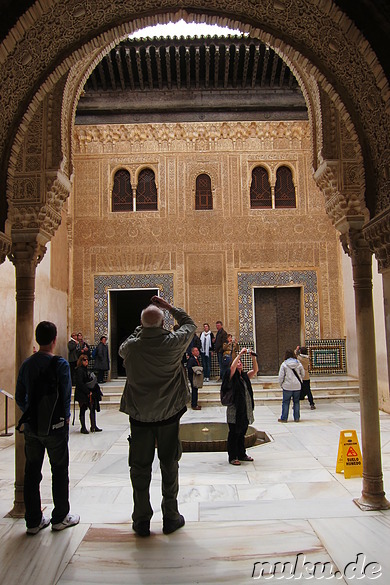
[2,2,389,515]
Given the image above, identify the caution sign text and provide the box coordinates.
[336,430,363,478]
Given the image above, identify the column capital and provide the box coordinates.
[8,237,47,275]
[363,208,390,273]
[335,216,372,266]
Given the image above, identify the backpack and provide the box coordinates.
[92,346,97,360]
[17,356,66,435]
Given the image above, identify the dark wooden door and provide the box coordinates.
[254,287,301,375]
[110,288,158,377]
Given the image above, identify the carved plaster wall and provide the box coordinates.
[72,120,344,343]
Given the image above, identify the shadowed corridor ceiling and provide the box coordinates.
[76,35,307,125]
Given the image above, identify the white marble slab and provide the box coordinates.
[310,516,390,585]
[57,520,340,585]
[0,520,88,585]
[199,497,379,522]
[237,482,294,501]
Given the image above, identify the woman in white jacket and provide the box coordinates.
[278,349,305,422]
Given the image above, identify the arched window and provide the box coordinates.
[195,174,213,210]
[275,166,296,208]
[136,168,158,211]
[250,166,272,208]
[112,169,133,212]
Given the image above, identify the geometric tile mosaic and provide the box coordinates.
[237,270,320,343]
[94,273,174,341]
[307,339,347,374]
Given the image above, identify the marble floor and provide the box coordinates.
[1,400,390,584]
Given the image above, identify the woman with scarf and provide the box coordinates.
[222,347,258,465]
[200,323,215,382]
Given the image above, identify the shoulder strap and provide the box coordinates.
[292,369,301,382]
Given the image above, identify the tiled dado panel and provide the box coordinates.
[307,339,347,374]
[237,270,319,343]
[94,273,174,339]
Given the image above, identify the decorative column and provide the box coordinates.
[7,240,46,517]
[339,219,390,510]
[382,270,390,390]
[363,209,390,396]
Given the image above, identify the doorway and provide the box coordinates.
[109,288,158,377]
[254,287,301,375]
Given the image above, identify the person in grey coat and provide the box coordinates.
[119,296,196,537]
[94,335,110,383]
[278,349,305,423]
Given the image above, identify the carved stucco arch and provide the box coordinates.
[247,163,273,193]
[2,2,388,256]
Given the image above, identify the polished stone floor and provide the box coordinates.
[1,400,390,584]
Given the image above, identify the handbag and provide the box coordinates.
[192,365,204,388]
[291,368,305,400]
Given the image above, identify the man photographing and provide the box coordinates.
[119,296,196,537]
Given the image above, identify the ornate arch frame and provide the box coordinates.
[1,2,389,264]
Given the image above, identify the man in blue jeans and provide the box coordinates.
[16,321,80,534]
[119,296,196,537]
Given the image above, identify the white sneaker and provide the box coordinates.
[26,515,50,535]
[52,513,80,531]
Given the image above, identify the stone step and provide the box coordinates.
[73,375,360,409]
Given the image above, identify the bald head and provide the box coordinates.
[141,304,164,328]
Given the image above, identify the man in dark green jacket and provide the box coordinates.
[119,296,196,537]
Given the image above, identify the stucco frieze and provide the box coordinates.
[73,121,310,154]
[8,202,61,240]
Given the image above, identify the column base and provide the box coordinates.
[353,495,390,511]
[6,501,25,518]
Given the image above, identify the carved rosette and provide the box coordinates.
[363,209,390,272]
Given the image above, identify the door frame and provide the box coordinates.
[252,284,305,359]
[108,287,159,378]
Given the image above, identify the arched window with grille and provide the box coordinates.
[250,166,272,208]
[136,168,158,211]
[112,169,133,212]
[275,166,296,208]
[195,174,213,210]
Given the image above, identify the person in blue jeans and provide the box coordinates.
[200,322,214,382]
[278,349,305,422]
[15,321,80,534]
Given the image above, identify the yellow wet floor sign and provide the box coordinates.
[336,430,363,478]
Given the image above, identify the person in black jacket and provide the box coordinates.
[187,347,202,410]
[74,355,102,433]
[222,348,258,465]
[94,335,110,383]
